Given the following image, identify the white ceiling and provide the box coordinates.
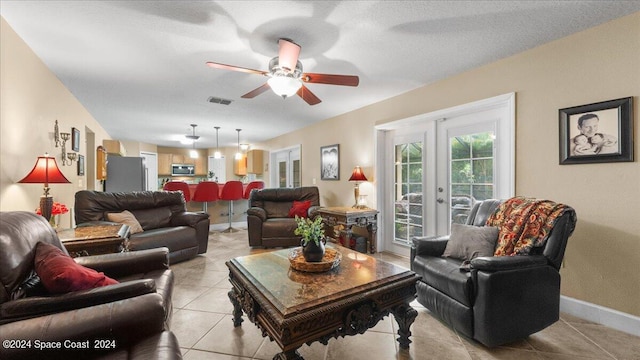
[2,1,639,149]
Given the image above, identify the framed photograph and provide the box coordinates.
[77,154,85,176]
[71,127,80,152]
[320,144,340,180]
[559,97,633,164]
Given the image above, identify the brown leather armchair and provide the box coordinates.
[410,199,577,347]
[0,211,180,359]
[247,186,321,247]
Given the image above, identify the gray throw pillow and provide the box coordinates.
[443,223,499,261]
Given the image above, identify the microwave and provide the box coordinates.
[171,164,195,176]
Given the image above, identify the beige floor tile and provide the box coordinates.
[399,336,471,360]
[172,309,225,348]
[193,315,265,357]
[370,315,394,333]
[466,347,543,360]
[253,337,327,360]
[326,331,398,360]
[185,287,235,314]
[172,284,212,309]
[571,322,639,360]
[527,321,612,358]
[183,349,251,359]
[399,307,463,345]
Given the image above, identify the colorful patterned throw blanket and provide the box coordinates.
[486,197,573,256]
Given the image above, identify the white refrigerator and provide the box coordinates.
[104,156,147,192]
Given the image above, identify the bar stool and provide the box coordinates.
[219,181,243,233]
[192,181,219,213]
[163,181,191,203]
[243,180,265,200]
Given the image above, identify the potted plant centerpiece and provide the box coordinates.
[294,215,326,262]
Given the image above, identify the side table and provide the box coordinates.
[57,223,130,257]
[316,207,379,253]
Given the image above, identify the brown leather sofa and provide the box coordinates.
[0,211,180,359]
[75,190,209,263]
[410,199,577,347]
[247,186,321,247]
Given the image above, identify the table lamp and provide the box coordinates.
[18,153,71,221]
[348,166,368,209]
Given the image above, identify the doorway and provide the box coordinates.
[140,152,158,191]
[376,93,515,256]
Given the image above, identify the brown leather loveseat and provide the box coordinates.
[247,186,321,247]
[75,190,209,264]
[0,211,181,359]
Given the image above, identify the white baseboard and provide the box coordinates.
[560,295,640,337]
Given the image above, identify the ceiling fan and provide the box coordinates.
[206,38,359,105]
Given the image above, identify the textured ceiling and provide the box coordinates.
[2,1,639,149]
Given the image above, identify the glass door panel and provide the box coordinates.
[393,141,423,245]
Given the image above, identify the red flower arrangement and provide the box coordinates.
[36,202,69,216]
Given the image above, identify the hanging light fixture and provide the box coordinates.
[186,124,200,158]
[235,129,242,160]
[214,126,222,159]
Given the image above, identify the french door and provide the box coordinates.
[378,93,515,256]
[270,145,301,188]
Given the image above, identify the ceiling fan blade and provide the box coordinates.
[297,85,321,105]
[206,61,267,76]
[241,83,271,99]
[278,38,301,72]
[302,73,359,87]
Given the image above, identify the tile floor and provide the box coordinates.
[170,228,640,360]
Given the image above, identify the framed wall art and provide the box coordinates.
[72,127,80,152]
[559,97,633,164]
[77,154,85,176]
[320,144,340,180]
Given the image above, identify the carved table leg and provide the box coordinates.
[228,289,244,327]
[273,348,303,360]
[391,303,418,349]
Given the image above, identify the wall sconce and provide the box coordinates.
[67,152,77,164]
[59,132,70,166]
[348,166,368,209]
[54,120,60,148]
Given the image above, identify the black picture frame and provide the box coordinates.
[72,127,80,152]
[77,154,85,176]
[559,97,633,164]
[320,144,340,180]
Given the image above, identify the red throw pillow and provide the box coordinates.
[34,242,118,294]
[288,200,312,218]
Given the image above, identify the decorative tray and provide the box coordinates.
[288,247,342,273]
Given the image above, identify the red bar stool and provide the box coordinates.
[243,180,265,199]
[192,181,219,213]
[163,181,191,203]
[219,181,243,233]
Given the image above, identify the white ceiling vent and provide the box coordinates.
[208,96,233,105]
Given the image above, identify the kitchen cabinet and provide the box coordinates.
[234,154,247,176]
[103,140,126,156]
[171,154,185,164]
[247,149,264,174]
[158,153,171,175]
[194,155,207,176]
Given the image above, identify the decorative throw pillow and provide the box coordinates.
[34,242,118,294]
[443,224,499,261]
[288,200,312,218]
[107,210,143,234]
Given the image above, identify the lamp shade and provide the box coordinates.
[267,75,302,98]
[348,166,368,182]
[18,155,71,187]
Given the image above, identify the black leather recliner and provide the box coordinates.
[410,199,577,347]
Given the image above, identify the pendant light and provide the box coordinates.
[235,129,242,160]
[214,126,222,159]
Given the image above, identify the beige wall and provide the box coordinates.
[0,18,113,227]
[264,13,640,317]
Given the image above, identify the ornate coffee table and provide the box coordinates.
[226,246,419,360]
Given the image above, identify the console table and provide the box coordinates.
[316,207,379,253]
[57,223,130,257]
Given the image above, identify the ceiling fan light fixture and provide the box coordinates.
[268,75,302,98]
